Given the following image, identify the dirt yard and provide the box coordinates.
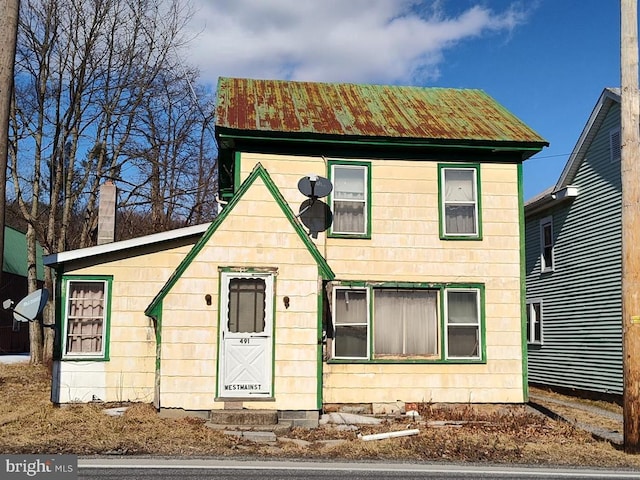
[0,363,638,468]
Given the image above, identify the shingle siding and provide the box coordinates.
[525,102,622,396]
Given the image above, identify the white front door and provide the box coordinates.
[218,271,273,398]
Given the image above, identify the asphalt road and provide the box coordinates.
[78,458,640,480]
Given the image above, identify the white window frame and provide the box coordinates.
[61,277,110,360]
[440,166,480,238]
[331,286,370,360]
[540,216,554,273]
[526,299,543,345]
[610,127,621,163]
[444,288,481,360]
[329,162,369,237]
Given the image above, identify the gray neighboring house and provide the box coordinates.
[525,87,622,398]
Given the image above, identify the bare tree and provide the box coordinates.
[0,0,21,290]
[9,0,216,364]
[122,68,218,232]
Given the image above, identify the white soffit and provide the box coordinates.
[43,223,210,266]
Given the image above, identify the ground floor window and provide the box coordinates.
[330,283,484,362]
[526,299,543,344]
[61,276,112,360]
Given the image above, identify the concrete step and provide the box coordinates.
[209,409,278,426]
[205,422,292,436]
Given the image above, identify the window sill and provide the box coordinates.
[61,355,109,362]
[328,233,371,239]
[327,358,485,365]
[215,396,275,402]
[440,235,483,241]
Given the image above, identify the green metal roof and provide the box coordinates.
[4,226,44,280]
[215,77,548,150]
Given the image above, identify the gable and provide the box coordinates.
[145,164,334,317]
[525,88,619,217]
[555,88,620,191]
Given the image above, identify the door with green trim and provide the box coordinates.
[218,272,273,398]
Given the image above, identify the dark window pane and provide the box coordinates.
[334,325,367,358]
[228,278,266,333]
[447,326,479,357]
[447,291,478,324]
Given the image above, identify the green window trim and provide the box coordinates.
[59,275,113,362]
[328,281,486,364]
[328,159,372,239]
[438,163,483,240]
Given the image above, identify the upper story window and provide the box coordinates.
[540,216,554,273]
[331,284,484,362]
[329,160,371,238]
[439,164,481,239]
[526,299,543,344]
[610,127,621,163]
[62,276,112,360]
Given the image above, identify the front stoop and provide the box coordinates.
[206,409,290,438]
[209,409,279,426]
[205,409,320,440]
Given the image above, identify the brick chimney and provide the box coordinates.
[97,180,116,245]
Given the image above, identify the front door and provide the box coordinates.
[218,271,273,398]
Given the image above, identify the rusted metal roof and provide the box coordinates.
[215,77,548,147]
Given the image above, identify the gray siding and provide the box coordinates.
[525,103,622,395]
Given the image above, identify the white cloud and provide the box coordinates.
[181,0,530,86]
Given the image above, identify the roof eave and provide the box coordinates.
[215,128,548,158]
[43,223,210,267]
[525,185,579,217]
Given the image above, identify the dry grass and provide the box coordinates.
[1,362,640,467]
[529,386,623,433]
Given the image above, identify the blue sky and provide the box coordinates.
[183,0,622,200]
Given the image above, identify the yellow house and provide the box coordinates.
[44,78,548,426]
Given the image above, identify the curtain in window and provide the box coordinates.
[444,169,476,234]
[447,290,479,357]
[374,289,437,356]
[334,289,367,357]
[333,166,365,233]
[66,282,105,354]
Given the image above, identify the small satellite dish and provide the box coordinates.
[9,289,49,323]
[297,175,333,199]
[299,199,333,238]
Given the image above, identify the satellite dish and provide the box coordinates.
[9,289,49,323]
[299,199,333,238]
[297,175,333,199]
